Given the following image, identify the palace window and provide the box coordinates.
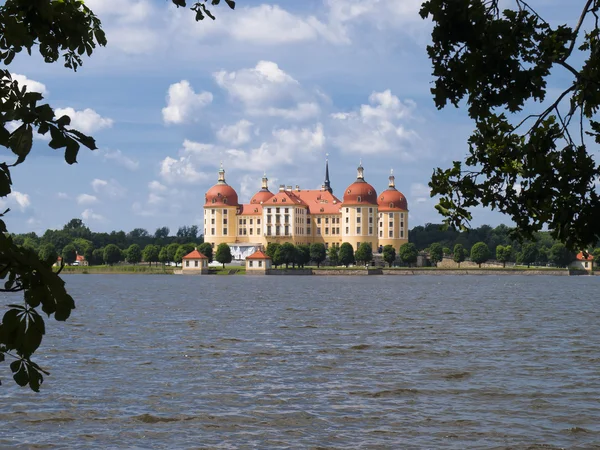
[369,227,373,234]
[211,218,215,224]
[239,219,243,225]
[317,217,321,224]
[250,228,253,235]
[267,226,272,236]
[346,226,349,234]
[325,228,329,235]
[211,228,215,234]
[336,227,340,234]
[379,230,383,237]
[346,208,349,213]
[223,218,228,225]
[346,217,349,223]
[380,222,383,228]
[317,227,321,235]
[285,226,289,235]
[356,227,361,234]
[357,217,361,223]
[357,208,361,213]
[276,207,280,213]
[389,230,393,238]
[256,228,260,235]
[357,196,362,202]
[307,228,311,234]
[211,209,215,215]
[401,230,404,238]
[257,219,261,225]
[401,221,404,228]
[250,219,253,224]
[307,217,311,224]
[389,221,393,227]
[212,198,216,204]
[389,212,393,218]
[369,208,373,213]
[223,228,228,235]
[325,218,329,224]
[369,217,373,223]
[401,213,404,218]
[267,208,271,213]
[285,208,289,213]
[223,198,228,204]
[223,209,228,215]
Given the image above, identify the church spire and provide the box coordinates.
[323,154,332,193]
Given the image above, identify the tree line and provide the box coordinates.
[12,219,204,266]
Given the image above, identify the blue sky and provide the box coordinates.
[2,0,582,235]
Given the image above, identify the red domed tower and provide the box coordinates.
[250,173,274,204]
[341,162,379,251]
[203,164,239,246]
[377,170,409,252]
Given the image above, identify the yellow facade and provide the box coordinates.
[203,163,409,254]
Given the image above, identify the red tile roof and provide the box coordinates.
[183,249,208,260]
[576,251,594,261]
[238,204,263,215]
[261,190,307,207]
[246,250,271,260]
[295,189,342,215]
[76,254,86,262]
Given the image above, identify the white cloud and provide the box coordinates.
[214,61,320,120]
[217,120,254,146]
[162,80,213,124]
[81,209,105,221]
[11,73,47,95]
[159,156,211,184]
[102,149,140,171]
[91,178,126,198]
[54,107,114,134]
[77,193,98,205]
[148,180,168,192]
[330,89,420,158]
[57,192,69,199]
[1,191,32,212]
[410,183,431,203]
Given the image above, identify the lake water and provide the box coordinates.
[1,275,599,449]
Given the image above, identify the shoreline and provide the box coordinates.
[59,266,597,276]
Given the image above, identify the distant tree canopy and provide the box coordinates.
[399,243,418,267]
[421,0,600,250]
[382,245,396,267]
[310,243,327,268]
[355,243,374,265]
[215,243,232,268]
[470,242,490,268]
[338,243,355,267]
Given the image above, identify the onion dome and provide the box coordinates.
[378,169,408,211]
[204,164,239,206]
[342,162,378,206]
[250,173,275,204]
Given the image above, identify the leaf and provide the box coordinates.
[64,140,80,165]
[56,114,71,128]
[8,123,33,165]
[49,126,68,150]
[0,163,13,197]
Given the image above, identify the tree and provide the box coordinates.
[38,243,58,267]
[266,243,281,267]
[295,244,311,268]
[421,0,600,251]
[62,244,77,265]
[277,242,296,269]
[310,243,327,268]
[520,243,539,268]
[443,247,451,256]
[429,243,443,267]
[593,248,600,261]
[91,248,104,266]
[215,243,232,268]
[198,242,213,262]
[174,246,187,266]
[470,242,490,268]
[383,245,396,267]
[125,244,142,265]
[496,245,513,268]
[549,243,573,268]
[0,0,235,391]
[142,245,160,267]
[103,244,121,266]
[154,227,170,240]
[158,246,169,266]
[338,243,355,267]
[328,245,339,266]
[453,244,466,268]
[399,243,418,267]
[355,242,373,266]
[166,242,180,264]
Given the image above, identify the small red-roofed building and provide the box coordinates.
[245,249,272,274]
[75,253,88,266]
[570,251,594,273]
[182,248,209,274]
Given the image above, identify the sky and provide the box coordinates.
[1,0,581,236]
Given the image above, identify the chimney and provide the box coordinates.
[279,184,285,192]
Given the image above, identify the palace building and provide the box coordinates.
[203,160,409,259]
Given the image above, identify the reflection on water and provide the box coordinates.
[1,275,599,449]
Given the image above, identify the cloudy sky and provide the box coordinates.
[3,0,576,235]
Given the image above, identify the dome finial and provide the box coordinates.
[357,161,364,180]
[389,168,396,188]
[261,172,268,190]
[218,163,226,183]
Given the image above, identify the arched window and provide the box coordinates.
[389,202,394,208]
[357,196,362,202]
[223,198,228,204]
[212,198,216,204]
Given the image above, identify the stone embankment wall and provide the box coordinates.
[381,269,568,276]
[312,269,382,276]
[268,269,313,275]
[436,257,507,269]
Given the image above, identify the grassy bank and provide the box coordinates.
[59,265,174,274]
